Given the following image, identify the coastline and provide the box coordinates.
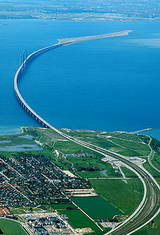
[1,125,160,142]
[0,126,21,136]
[0,126,154,135]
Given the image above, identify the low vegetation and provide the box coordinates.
[0,127,160,235]
[0,218,28,235]
[90,179,144,215]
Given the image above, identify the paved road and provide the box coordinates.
[146,135,160,174]
[14,31,160,234]
[75,141,160,235]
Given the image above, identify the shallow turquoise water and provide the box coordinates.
[0,144,42,152]
[140,129,160,141]
[1,20,160,132]
[0,126,21,135]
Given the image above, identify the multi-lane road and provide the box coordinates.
[52,135,160,234]
[79,142,160,235]
[14,31,160,234]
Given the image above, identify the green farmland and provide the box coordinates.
[90,179,144,215]
[72,196,122,220]
[0,218,28,235]
[59,209,102,234]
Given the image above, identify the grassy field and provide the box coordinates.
[143,162,160,177]
[41,203,77,210]
[53,154,121,178]
[72,196,122,220]
[150,153,160,172]
[85,135,150,157]
[135,229,160,235]
[90,179,144,215]
[77,168,119,178]
[10,207,43,215]
[122,167,139,177]
[59,209,103,234]
[54,140,93,154]
[0,218,28,235]
[134,215,160,235]
[122,161,160,179]
[63,129,150,156]
[25,127,151,158]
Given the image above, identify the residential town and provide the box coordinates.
[0,153,89,207]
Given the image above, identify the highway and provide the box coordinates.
[14,30,160,234]
[82,143,160,235]
[54,135,160,234]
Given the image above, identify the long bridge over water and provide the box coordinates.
[13,30,160,235]
[14,30,132,132]
[14,42,62,129]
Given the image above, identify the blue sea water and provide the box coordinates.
[1,20,160,132]
[140,129,160,141]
